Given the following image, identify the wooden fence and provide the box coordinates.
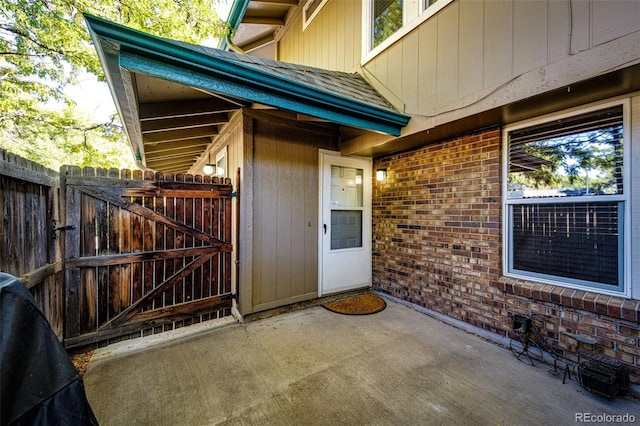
[62,167,233,348]
[0,150,63,337]
[1,150,234,347]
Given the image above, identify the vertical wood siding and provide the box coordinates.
[278,0,362,72]
[276,0,640,118]
[250,118,322,312]
[364,0,640,117]
[207,113,244,306]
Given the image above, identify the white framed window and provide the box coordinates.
[424,0,439,7]
[502,100,630,297]
[362,0,451,63]
[302,0,329,30]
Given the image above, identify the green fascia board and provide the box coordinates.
[217,0,251,50]
[85,18,145,164]
[84,14,410,136]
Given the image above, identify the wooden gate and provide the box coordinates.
[61,167,233,348]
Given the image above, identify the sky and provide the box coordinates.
[68,72,116,122]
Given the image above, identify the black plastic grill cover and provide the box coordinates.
[0,273,98,425]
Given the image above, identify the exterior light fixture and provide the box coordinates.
[203,164,215,175]
[203,150,215,175]
[376,168,387,181]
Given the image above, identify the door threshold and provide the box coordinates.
[243,288,371,323]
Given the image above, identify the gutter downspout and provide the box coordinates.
[218,0,251,50]
[226,34,247,55]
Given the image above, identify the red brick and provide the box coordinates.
[618,344,640,357]
[619,326,640,337]
[372,127,639,380]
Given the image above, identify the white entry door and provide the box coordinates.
[319,152,372,296]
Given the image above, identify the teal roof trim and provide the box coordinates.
[217,0,251,50]
[84,14,410,136]
[119,52,402,135]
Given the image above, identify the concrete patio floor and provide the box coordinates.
[83,296,639,425]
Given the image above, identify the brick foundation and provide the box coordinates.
[372,127,640,383]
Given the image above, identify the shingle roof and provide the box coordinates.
[180,43,396,112]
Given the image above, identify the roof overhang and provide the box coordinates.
[219,0,293,53]
[85,14,409,172]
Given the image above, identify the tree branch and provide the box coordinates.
[0,51,52,58]
[0,24,68,56]
[1,111,121,133]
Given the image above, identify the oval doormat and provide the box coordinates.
[323,293,386,315]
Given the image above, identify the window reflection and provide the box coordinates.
[508,106,623,199]
[373,0,403,48]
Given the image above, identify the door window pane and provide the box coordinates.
[330,165,364,250]
[331,166,363,207]
[331,210,363,249]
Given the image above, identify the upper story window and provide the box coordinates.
[373,0,404,48]
[371,0,441,48]
[364,0,449,60]
[303,0,329,30]
[503,101,629,296]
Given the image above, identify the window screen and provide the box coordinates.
[510,202,622,287]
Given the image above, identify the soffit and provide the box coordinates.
[133,72,357,173]
[228,0,299,51]
[133,74,245,173]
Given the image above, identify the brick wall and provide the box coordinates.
[372,128,640,383]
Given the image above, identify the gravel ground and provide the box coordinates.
[70,350,94,377]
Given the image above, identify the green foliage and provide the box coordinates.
[0,0,228,170]
[373,0,402,48]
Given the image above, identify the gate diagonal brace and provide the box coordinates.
[76,185,231,251]
[99,253,214,330]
